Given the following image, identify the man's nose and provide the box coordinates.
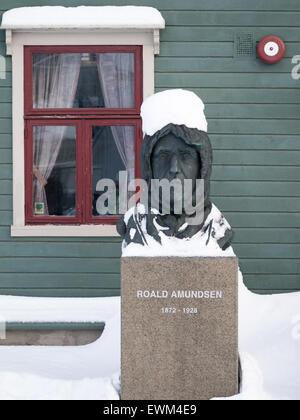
[169,154,181,175]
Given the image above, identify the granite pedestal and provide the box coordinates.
[121,257,238,400]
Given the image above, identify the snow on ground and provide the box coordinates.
[237,273,300,400]
[0,295,119,324]
[0,279,299,400]
[213,352,273,400]
[0,372,119,401]
[0,296,121,400]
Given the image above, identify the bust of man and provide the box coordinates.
[151,132,200,227]
[117,90,233,254]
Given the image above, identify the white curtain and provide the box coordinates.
[33,54,81,214]
[97,53,135,182]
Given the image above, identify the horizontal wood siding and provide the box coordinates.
[0,0,299,296]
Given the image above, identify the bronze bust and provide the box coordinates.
[117,122,233,251]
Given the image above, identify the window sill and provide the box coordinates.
[11,224,119,237]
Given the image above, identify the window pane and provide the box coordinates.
[33,53,135,109]
[92,125,135,216]
[33,126,76,217]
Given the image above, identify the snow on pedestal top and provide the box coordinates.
[1,6,165,29]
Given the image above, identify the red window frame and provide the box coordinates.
[24,45,143,225]
[24,45,143,116]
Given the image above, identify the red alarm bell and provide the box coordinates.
[257,35,286,64]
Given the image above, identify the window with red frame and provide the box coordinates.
[24,45,143,225]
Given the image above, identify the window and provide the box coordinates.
[2,5,165,236]
[24,46,142,226]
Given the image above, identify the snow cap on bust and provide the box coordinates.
[140,89,208,136]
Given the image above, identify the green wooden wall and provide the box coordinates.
[0,0,299,296]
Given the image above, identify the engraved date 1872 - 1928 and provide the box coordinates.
[161,307,198,314]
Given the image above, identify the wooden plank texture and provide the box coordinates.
[161,27,300,42]
[0,0,299,297]
[210,136,300,151]
[156,72,299,88]
[163,11,300,27]
[161,89,300,104]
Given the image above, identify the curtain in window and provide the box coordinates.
[33,54,81,214]
[96,53,135,182]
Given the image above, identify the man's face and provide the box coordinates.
[151,133,200,183]
[150,134,201,214]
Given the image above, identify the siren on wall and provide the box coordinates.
[257,35,286,64]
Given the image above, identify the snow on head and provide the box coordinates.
[141,89,208,136]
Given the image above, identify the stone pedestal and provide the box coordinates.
[121,257,238,400]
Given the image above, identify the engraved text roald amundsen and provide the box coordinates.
[137,290,223,299]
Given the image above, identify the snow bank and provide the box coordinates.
[213,275,300,400]
[0,371,119,400]
[0,295,119,323]
[141,89,208,136]
[1,6,165,29]
[0,297,120,384]
[0,275,300,399]
[214,352,273,400]
[238,274,300,400]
